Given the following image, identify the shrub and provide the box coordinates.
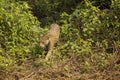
[0,0,43,72]
[70,0,120,47]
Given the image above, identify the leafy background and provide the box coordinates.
[0,0,120,80]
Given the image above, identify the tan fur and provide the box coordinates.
[40,23,60,61]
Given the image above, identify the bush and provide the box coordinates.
[0,0,43,72]
[70,0,120,48]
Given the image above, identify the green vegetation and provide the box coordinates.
[0,0,120,80]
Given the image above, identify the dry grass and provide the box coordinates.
[1,50,120,80]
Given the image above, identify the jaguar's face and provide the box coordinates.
[40,42,45,49]
[40,40,49,49]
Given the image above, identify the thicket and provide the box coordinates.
[0,0,44,76]
[0,0,120,80]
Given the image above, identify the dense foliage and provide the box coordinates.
[0,0,120,79]
[0,0,43,74]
